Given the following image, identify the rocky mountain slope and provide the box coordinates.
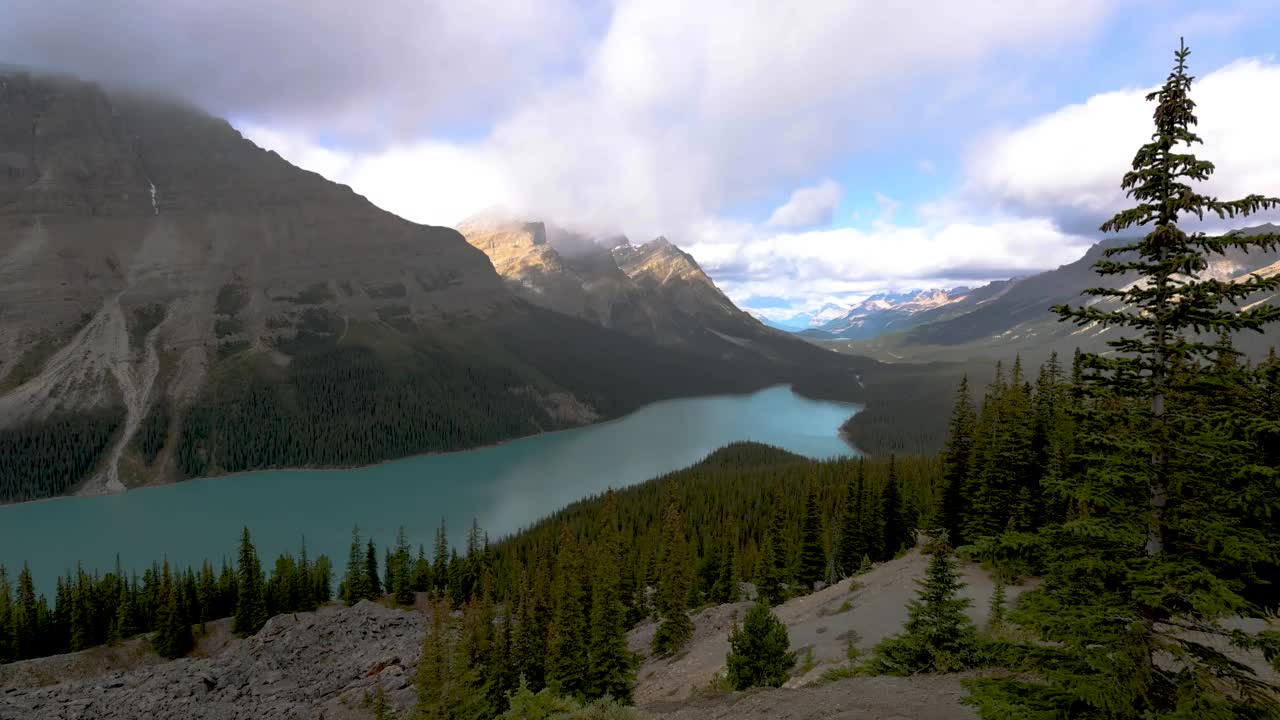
[458,217,875,371]
[822,225,1280,364]
[0,71,875,503]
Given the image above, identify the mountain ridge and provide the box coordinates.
[0,71,875,504]
[820,226,1280,364]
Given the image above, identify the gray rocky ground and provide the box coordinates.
[0,602,422,720]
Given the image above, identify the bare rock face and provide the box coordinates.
[0,601,424,720]
[459,218,816,363]
[0,71,509,425]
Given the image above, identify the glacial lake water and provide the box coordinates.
[0,385,859,594]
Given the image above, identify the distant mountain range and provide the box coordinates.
[815,224,1280,364]
[457,216,848,367]
[778,288,974,340]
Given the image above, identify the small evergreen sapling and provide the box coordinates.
[725,602,797,690]
[864,549,978,675]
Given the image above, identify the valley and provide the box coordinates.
[1,18,1279,720]
[0,386,859,596]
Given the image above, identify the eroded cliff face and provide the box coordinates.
[0,72,510,421]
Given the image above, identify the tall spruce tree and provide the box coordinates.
[365,540,382,598]
[13,564,37,660]
[755,489,790,605]
[967,40,1280,719]
[834,461,867,578]
[710,526,741,603]
[232,527,267,637]
[585,491,635,703]
[865,548,977,675]
[937,376,976,546]
[725,602,796,690]
[878,456,910,561]
[796,480,828,589]
[392,526,415,605]
[432,518,449,595]
[342,526,371,605]
[653,485,695,656]
[415,599,452,719]
[545,525,589,697]
[0,566,14,664]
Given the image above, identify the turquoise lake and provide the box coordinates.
[0,385,859,594]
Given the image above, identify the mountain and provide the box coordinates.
[754,303,849,331]
[0,71,870,504]
[828,226,1280,364]
[459,218,864,369]
[796,287,972,341]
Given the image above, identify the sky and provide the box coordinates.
[2,0,1278,321]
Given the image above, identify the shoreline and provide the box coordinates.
[3,383,863,509]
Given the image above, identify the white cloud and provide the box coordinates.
[246,0,1116,239]
[0,0,594,141]
[683,214,1095,314]
[968,58,1280,232]
[767,180,842,229]
[240,125,516,228]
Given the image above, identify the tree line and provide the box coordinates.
[0,533,332,663]
[0,408,124,504]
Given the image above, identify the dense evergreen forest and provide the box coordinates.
[0,408,124,504]
[176,345,552,477]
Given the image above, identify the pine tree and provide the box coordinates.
[725,602,796,690]
[796,479,828,590]
[197,560,216,631]
[392,526,415,606]
[652,485,694,656]
[432,518,449,595]
[878,456,910,560]
[415,599,451,719]
[0,566,14,664]
[13,564,37,659]
[834,461,866,578]
[865,549,977,674]
[937,376,976,546]
[343,525,371,605]
[755,489,790,605]
[152,561,194,659]
[114,579,138,641]
[450,594,495,720]
[512,555,550,691]
[710,527,740,604]
[585,491,635,703]
[545,526,589,697]
[413,544,432,593]
[232,527,267,637]
[968,41,1280,719]
[365,540,382,598]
